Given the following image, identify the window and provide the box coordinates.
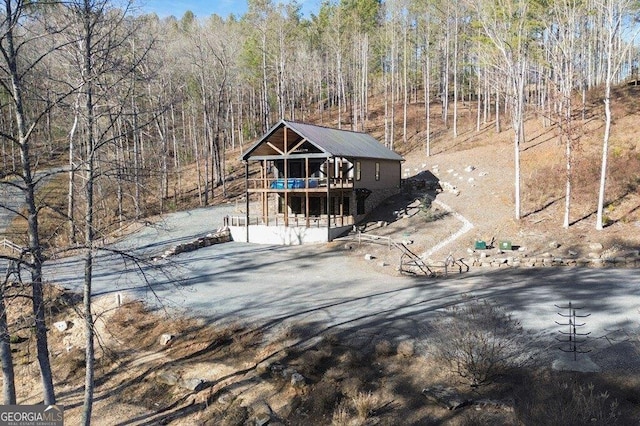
[375,162,380,181]
[355,161,361,181]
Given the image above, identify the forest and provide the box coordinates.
[1,0,639,238]
[0,0,639,422]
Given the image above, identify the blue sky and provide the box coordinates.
[138,0,322,20]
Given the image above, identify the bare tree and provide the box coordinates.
[472,0,537,220]
[595,0,640,230]
[59,1,153,422]
[0,0,76,404]
[546,0,582,229]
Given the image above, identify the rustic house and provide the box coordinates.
[227,120,404,244]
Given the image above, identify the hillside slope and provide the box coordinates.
[328,85,640,272]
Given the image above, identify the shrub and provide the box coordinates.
[419,195,449,222]
[431,297,532,387]
[516,379,619,425]
[351,391,380,420]
[331,403,351,426]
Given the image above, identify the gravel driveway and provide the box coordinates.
[41,205,639,364]
[0,194,633,372]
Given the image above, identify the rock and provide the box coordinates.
[53,321,70,332]
[256,361,271,374]
[422,386,472,410]
[255,414,270,426]
[402,239,414,245]
[464,165,476,172]
[589,242,604,251]
[269,362,284,375]
[588,252,600,259]
[549,241,560,249]
[252,401,272,426]
[378,261,387,267]
[290,372,306,388]
[179,377,206,391]
[364,254,375,260]
[282,367,297,379]
[567,250,578,257]
[217,392,233,405]
[159,333,174,346]
[157,371,179,386]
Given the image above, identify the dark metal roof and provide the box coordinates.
[242,120,404,161]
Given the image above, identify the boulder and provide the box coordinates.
[179,377,206,392]
[252,400,272,426]
[290,373,306,388]
[157,371,179,386]
[159,333,174,346]
[54,321,70,332]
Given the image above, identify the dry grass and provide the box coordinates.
[4,294,639,425]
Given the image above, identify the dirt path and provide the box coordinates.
[422,198,474,259]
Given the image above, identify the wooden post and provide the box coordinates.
[305,157,310,227]
[327,157,331,241]
[284,129,288,227]
[244,161,249,242]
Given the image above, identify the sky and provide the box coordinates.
[138,0,322,20]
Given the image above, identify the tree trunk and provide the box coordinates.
[0,275,16,404]
[2,0,56,403]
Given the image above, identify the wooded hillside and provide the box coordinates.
[0,0,639,418]
[1,0,639,242]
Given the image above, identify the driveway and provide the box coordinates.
[41,205,640,360]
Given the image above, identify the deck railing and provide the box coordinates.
[0,238,23,253]
[225,214,354,228]
[246,177,354,191]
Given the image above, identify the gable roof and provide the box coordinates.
[242,120,404,162]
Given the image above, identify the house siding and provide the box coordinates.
[355,159,401,190]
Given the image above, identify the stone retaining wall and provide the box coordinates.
[155,228,232,260]
[467,251,640,269]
